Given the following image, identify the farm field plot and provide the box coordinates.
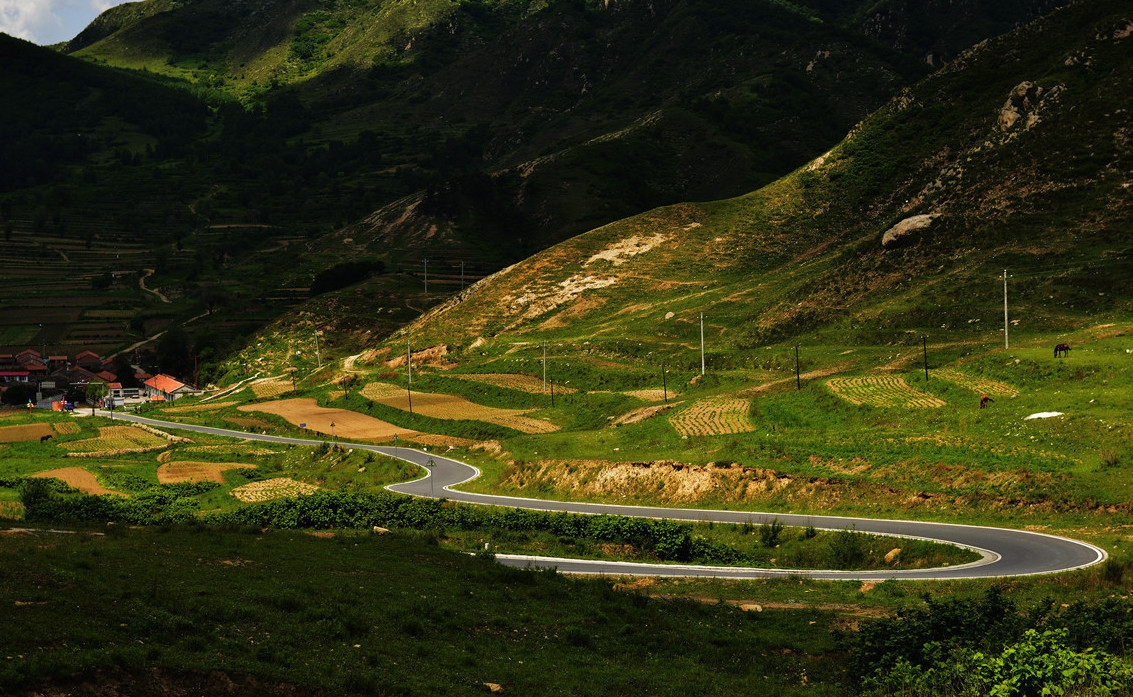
[238,398,418,441]
[231,477,318,502]
[61,426,169,454]
[52,421,80,434]
[669,399,754,437]
[362,382,559,434]
[0,423,53,443]
[30,467,127,496]
[157,461,254,484]
[934,368,1020,397]
[826,376,946,408]
[181,444,279,456]
[450,373,577,394]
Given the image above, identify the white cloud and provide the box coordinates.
[0,0,131,45]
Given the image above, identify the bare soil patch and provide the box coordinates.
[30,467,127,496]
[0,423,52,443]
[238,398,418,441]
[609,402,678,427]
[362,382,558,434]
[157,461,255,484]
[624,389,677,401]
[451,373,576,394]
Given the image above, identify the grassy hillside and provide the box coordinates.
[397,0,1131,351]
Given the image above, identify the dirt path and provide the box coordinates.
[139,269,171,304]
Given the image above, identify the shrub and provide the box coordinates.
[759,518,784,547]
[829,527,867,569]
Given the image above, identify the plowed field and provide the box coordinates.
[0,423,53,442]
[30,467,127,496]
[238,398,418,441]
[361,382,558,434]
[827,376,946,408]
[157,461,254,484]
[669,399,753,436]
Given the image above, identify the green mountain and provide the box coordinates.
[390,0,1131,355]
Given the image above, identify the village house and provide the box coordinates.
[143,373,197,401]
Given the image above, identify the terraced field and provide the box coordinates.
[934,368,1020,397]
[451,373,577,394]
[61,425,169,454]
[362,382,559,434]
[669,398,754,437]
[826,376,946,408]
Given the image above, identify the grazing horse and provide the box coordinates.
[39,434,53,443]
[1054,343,1071,358]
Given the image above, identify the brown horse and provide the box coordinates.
[1054,343,1071,358]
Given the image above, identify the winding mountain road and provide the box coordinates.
[97,410,1106,580]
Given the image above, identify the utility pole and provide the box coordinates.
[1003,269,1009,349]
[424,258,428,293]
[406,384,413,415]
[542,341,547,393]
[314,332,322,367]
[662,360,668,403]
[922,336,929,382]
[700,312,706,376]
[407,337,412,384]
[795,346,801,390]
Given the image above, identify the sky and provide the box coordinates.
[0,0,132,46]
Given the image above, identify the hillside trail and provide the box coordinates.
[139,269,171,304]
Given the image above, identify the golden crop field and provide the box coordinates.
[62,426,169,454]
[450,373,577,394]
[669,398,754,437]
[933,368,1020,397]
[52,421,80,434]
[251,380,293,399]
[231,477,318,503]
[826,376,946,408]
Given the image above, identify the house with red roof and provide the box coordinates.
[74,351,102,371]
[143,374,197,401]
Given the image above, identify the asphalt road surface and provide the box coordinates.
[99,410,1106,580]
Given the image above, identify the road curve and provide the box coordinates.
[97,410,1106,580]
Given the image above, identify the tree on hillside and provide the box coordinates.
[157,326,192,378]
[111,354,137,387]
